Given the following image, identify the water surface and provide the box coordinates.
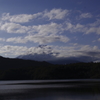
[0,79,100,100]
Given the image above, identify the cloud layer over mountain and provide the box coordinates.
[0,1,100,62]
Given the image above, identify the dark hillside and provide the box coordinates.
[0,56,100,80]
[0,56,51,70]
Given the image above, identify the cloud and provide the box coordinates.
[0,38,5,41]
[79,45,99,52]
[2,20,99,35]
[0,22,64,34]
[0,44,100,62]
[98,38,100,41]
[19,44,100,62]
[1,19,99,50]
[2,13,42,23]
[86,27,100,35]
[18,45,59,61]
[2,13,33,23]
[0,45,58,59]
[0,9,99,35]
[0,22,31,33]
[79,13,92,19]
[6,34,69,44]
[1,9,69,23]
[85,27,97,34]
[30,22,64,35]
[43,8,70,20]
[6,37,27,43]
[25,34,69,44]
[0,8,100,60]
[85,20,100,34]
[65,22,87,33]
[26,45,54,55]
[51,45,100,60]
[0,21,69,44]
[65,19,100,34]
[83,22,100,35]
[0,45,29,56]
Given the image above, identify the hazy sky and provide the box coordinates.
[0,0,100,61]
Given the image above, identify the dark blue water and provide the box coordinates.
[0,79,100,100]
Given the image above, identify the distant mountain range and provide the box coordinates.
[17,45,98,64]
[0,55,100,80]
[17,54,81,64]
[17,53,100,64]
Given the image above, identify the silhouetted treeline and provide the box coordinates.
[0,56,100,80]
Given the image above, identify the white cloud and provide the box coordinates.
[1,9,69,23]
[26,45,54,55]
[0,8,100,60]
[53,45,100,60]
[65,20,100,35]
[43,8,70,20]
[86,20,100,34]
[0,22,64,34]
[85,27,97,34]
[0,44,100,62]
[98,38,100,41]
[6,34,69,44]
[0,38,5,41]
[0,22,31,33]
[88,19,100,27]
[65,22,73,30]
[80,45,95,51]
[97,27,100,34]
[0,45,29,56]
[6,37,27,43]
[30,22,64,35]
[79,13,92,19]
[2,13,42,23]
[30,21,100,35]
[85,26,100,35]
[71,24,86,33]
[25,34,69,44]
[0,45,57,59]
[0,9,98,35]
[0,21,70,44]
[65,22,87,33]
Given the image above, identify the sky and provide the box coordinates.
[0,0,100,62]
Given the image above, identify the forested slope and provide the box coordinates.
[0,57,100,80]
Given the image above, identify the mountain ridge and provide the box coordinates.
[0,55,52,70]
[17,54,81,64]
[0,55,100,80]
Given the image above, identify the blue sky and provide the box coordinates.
[0,0,100,62]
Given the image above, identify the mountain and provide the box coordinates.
[0,56,51,70]
[93,60,100,63]
[48,59,80,64]
[18,53,56,61]
[0,55,100,80]
[17,54,81,64]
[18,44,100,64]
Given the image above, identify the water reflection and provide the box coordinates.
[0,80,100,100]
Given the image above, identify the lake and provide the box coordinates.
[0,79,100,100]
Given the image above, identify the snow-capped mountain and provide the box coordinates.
[17,45,80,64]
[17,45,97,64]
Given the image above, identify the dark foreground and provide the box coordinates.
[0,79,100,100]
[1,62,100,80]
[0,56,100,79]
